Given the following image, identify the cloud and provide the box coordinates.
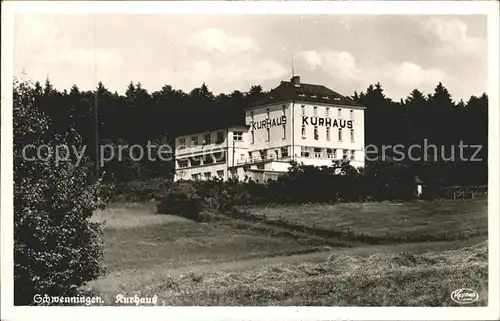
[189,28,259,55]
[162,58,287,93]
[13,14,486,100]
[359,61,447,99]
[385,61,446,88]
[298,50,362,80]
[422,17,487,54]
[16,15,123,68]
[157,27,286,93]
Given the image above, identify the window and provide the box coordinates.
[204,172,211,179]
[338,128,343,142]
[326,107,330,118]
[350,150,355,160]
[350,128,355,143]
[282,125,286,139]
[250,110,254,119]
[301,146,310,157]
[338,108,342,117]
[203,133,211,145]
[251,131,255,144]
[327,148,335,159]
[179,138,186,149]
[301,125,306,138]
[233,131,243,141]
[326,127,331,141]
[349,110,354,120]
[314,148,322,158]
[313,106,318,116]
[216,131,224,144]
[266,128,270,142]
[259,150,266,160]
[257,164,265,170]
[281,147,288,158]
[177,160,188,168]
[314,126,319,140]
[301,105,305,115]
[343,150,348,160]
[216,170,224,178]
[191,135,198,145]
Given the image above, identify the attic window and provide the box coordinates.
[334,97,341,101]
[298,93,306,97]
[310,95,317,98]
[270,96,275,99]
[322,96,330,99]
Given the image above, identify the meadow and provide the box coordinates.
[87,197,488,306]
[241,198,488,240]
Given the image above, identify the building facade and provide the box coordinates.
[174,76,365,182]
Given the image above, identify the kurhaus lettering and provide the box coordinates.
[302,116,353,129]
[251,116,287,130]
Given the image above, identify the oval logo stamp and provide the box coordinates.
[450,288,479,304]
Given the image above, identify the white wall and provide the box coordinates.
[175,129,228,157]
[291,102,365,167]
[245,103,292,157]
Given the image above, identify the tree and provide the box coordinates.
[13,78,106,305]
[427,82,456,145]
[404,89,428,146]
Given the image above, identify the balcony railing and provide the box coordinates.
[236,155,292,165]
[176,144,226,156]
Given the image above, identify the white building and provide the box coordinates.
[174,76,365,182]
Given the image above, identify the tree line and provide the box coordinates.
[24,77,488,186]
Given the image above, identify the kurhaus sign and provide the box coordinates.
[250,115,354,130]
[251,116,287,130]
[302,116,353,129]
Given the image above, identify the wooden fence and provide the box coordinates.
[441,185,488,199]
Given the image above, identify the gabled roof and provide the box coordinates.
[250,80,364,109]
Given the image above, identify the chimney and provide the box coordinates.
[291,75,300,87]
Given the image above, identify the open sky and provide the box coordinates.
[14,14,487,101]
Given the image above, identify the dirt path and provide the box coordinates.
[123,237,487,278]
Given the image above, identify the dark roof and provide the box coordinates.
[250,80,364,109]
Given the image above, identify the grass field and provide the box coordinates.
[91,202,328,273]
[87,197,488,306]
[241,198,488,239]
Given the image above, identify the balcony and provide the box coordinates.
[176,143,226,156]
[235,154,292,165]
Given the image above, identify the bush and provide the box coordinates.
[13,78,106,305]
[112,178,171,202]
[156,190,203,221]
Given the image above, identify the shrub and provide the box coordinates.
[112,178,171,202]
[156,187,203,221]
[13,78,106,305]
